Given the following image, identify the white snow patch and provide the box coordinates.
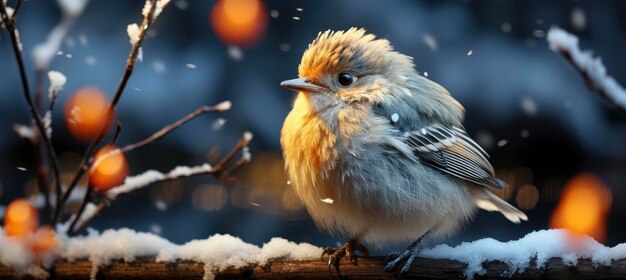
[214,100,231,111]
[212,118,226,131]
[174,0,188,10]
[67,203,98,230]
[154,200,168,211]
[47,71,67,101]
[547,27,626,110]
[391,113,399,123]
[63,228,176,279]
[157,234,321,280]
[127,23,141,46]
[13,124,36,141]
[14,29,23,51]
[421,229,626,279]
[137,47,143,63]
[142,0,171,20]
[42,111,53,138]
[496,139,508,147]
[85,55,97,65]
[152,60,166,74]
[243,131,253,141]
[0,227,33,271]
[227,46,243,61]
[57,0,89,17]
[520,97,537,116]
[241,147,251,162]
[107,164,213,198]
[422,33,438,51]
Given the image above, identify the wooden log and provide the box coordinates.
[1,256,625,279]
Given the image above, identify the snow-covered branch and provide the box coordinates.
[547,27,626,113]
[67,131,253,236]
[2,229,626,280]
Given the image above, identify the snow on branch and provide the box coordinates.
[3,229,626,279]
[106,164,214,199]
[32,0,89,70]
[547,27,626,113]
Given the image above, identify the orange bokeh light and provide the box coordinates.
[89,145,129,193]
[210,0,268,47]
[4,199,39,237]
[31,226,57,254]
[550,173,611,242]
[64,87,113,141]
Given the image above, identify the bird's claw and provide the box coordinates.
[383,241,424,276]
[320,239,370,278]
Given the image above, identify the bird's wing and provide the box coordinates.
[403,124,506,189]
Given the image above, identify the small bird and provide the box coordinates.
[280,28,527,276]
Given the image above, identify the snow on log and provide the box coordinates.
[1,229,625,279]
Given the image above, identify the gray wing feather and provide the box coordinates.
[405,124,505,189]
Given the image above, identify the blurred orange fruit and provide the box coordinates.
[4,199,39,237]
[550,173,611,242]
[89,145,129,193]
[64,87,113,141]
[210,0,268,47]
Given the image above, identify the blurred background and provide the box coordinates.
[1,0,625,253]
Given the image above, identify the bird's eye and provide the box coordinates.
[337,73,355,86]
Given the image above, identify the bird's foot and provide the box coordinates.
[321,238,370,278]
[383,239,424,276]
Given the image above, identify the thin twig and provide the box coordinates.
[120,104,230,154]
[54,0,164,225]
[109,121,123,146]
[11,0,22,21]
[68,133,252,236]
[0,1,63,222]
[67,186,93,234]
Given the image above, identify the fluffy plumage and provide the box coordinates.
[281,28,526,248]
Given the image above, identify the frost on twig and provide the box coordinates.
[547,27,626,113]
[47,70,66,110]
[142,0,171,21]
[126,23,140,46]
[42,111,52,138]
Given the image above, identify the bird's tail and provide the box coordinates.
[472,188,528,223]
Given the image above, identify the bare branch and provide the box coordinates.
[1,1,63,224]
[109,121,123,146]
[547,27,626,114]
[54,0,169,225]
[120,103,231,154]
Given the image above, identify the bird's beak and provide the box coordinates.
[280,78,328,93]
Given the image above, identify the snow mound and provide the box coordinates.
[421,229,626,279]
[157,234,322,280]
[62,228,177,279]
